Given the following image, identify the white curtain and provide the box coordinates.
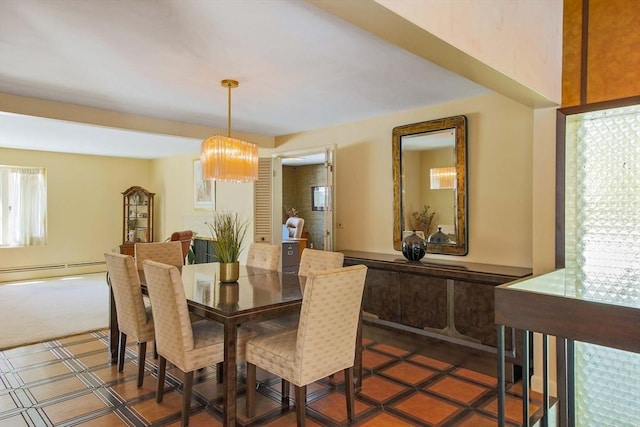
[1,166,47,246]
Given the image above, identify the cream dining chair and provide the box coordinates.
[245,265,368,425]
[256,248,345,333]
[142,260,254,427]
[246,243,280,270]
[104,253,155,388]
[169,230,194,264]
[134,241,184,272]
[298,248,344,278]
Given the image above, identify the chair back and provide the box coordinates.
[294,265,367,385]
[298,248,344,277]
[170,230,194,263]
[135,241,184,271]
[142,260,195,366]
[246,243,280,270]
[104,253,150,340]
[285,217,305,238]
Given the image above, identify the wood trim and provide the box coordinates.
[495,283,640,354]
[558,95,640,116]
[555,109,566,269]
[580,0,589,104]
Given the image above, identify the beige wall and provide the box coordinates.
[150,153,256,264]
[148,91,539,270]
[272,91,534,267]
[0,148,150,282]
[375,0,563,104]
[312,0,561,108]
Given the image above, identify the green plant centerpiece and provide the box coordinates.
[207,212,250,282]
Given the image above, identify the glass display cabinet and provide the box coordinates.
[119,186,155,256]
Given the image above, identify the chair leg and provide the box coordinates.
[344,367,355,421]
[156,356,167,403]
[216,362,223,384]
[153,340,158,359]
[117,332,127,372]
[295,385,307,427]
[137,342,147,388]
[282,379,290,405]
[182,371,193,427]
[246,362,256,418]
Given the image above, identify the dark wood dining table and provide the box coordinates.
[107,262,363,427]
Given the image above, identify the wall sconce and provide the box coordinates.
[430,167,456,189]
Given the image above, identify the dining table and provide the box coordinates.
[107,262,363,427]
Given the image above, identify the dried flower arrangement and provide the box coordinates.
[285,206,299,217]
[410,205,437,236]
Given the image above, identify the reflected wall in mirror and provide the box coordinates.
[393,115,468,255]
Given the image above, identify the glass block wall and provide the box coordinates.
[565,104,640,426]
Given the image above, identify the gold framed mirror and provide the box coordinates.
[393,115,468,255]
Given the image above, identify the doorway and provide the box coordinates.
[271,146,335,251]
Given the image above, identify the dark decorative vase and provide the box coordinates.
[402,231,426,261]
[428,227,451,244]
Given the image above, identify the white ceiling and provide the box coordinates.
[0,0,488,159]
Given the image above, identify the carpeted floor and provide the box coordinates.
[0,273,109,350]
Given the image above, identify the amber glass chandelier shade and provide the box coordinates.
[200,135,258,183]
[200,79,258,183]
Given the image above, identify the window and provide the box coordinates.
[0,165,47,247]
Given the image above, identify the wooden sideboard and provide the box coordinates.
[342,251,533,374]
[193,237,216,264]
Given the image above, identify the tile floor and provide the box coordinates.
[0,326,544,426]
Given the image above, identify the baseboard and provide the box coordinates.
[0,262,107,283]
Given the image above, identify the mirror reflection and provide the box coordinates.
[393,115,468,256]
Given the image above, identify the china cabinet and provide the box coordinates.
[119,186,155,256]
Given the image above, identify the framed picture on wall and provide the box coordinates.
[193,159,215,209]
[311,185,326,211]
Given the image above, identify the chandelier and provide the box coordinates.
[429,166,456,190]
[200,79,258,183]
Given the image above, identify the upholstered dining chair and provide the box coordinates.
[142,260,254,427]
[246,243,280,270]
[255,248,346,333]
[134,241,184,271]
[104,253,155,388]
[298,248,345,278]
[245,265,368,425]
[169,230,194,264]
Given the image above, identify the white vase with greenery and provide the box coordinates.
[207,212,250,282]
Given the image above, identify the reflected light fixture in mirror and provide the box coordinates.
[200,79,258,183]
[430,166,456,189]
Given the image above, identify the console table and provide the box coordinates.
[342,251,532,373]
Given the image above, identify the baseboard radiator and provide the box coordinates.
[0,261,106,282]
